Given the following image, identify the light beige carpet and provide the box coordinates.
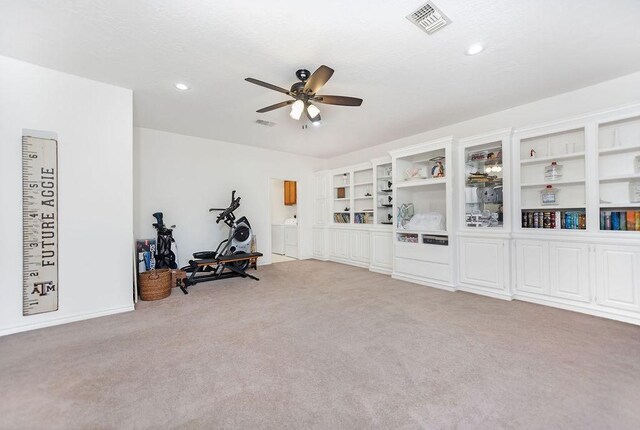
[1,260,639,429]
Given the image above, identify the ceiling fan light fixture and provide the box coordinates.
[307,104,320,119]
[290,100,304,120]
[245,65,363,123]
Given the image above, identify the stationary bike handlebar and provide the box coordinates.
[209,190,241,224]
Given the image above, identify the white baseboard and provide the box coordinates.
[513,294,640,326]
[457,285,513,301]
[392,273,456,292]
[328,257,369,269]
[369,266,392,276]
[0,304,135,337]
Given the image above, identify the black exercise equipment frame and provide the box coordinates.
[179,252,263,294]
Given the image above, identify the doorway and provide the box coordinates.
[270,178,299,264]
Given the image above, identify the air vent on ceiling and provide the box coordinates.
[255,119,276,127]
[406,2,451,35]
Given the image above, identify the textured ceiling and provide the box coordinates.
[1,0,640,158]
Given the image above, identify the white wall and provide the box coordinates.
[270,179,297,224]
[327,71,640,167]
[133,128,323,267]
[0,56,134,336]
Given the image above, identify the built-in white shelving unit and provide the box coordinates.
[353,166,374,225]
[515,125,587,231]
[597,114,640,232]
[375,159,394,227]
[330,164,375,225]
[332,171,351,224]
[313,103,640,326]
[456,129,512,299]
[390,137,454,290]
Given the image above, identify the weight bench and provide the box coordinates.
[180,252,263,294]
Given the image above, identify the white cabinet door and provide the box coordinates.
[329,229,349,260]
[358,231,370,264]
[314,199,326,225]
[370,231,393,271]
[271,225,284,254]
[284,226,298,258]
[459,237,506,292]
[349,230,360,261]
[348,230,370,263]
[312,227,324,259]
[515,240,549,295]
[596,244,640,312]
[549,242,590,302]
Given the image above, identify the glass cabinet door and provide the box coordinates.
[464,143,504,228]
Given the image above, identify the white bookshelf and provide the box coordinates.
[516,126,587,231]
[460,134,509,231]
[332,171,351,224]
[330,164,375,225]
[389,137,454,290]
[353,167,374,225]
[597,115,640,232]
[314,104,640,326]
[374,159,393,226]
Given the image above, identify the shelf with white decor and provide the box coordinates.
[597,113,640,233]
[332,170,351,224]
[352,167,374,225]
[515,124,587,232]
[389,137,454,290]
[455,129,513,299]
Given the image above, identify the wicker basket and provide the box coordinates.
[139,269,172,301]
[171,269,187,288]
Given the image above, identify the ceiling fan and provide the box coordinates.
[245,65,363,125]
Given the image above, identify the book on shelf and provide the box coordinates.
[333,213,350,223]
[521,210,586,230]
[600,210,640,231]
[354,212,372,224]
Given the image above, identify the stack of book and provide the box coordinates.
[354,213,372,224]
[600,210,640,231]
[333,213,350,223]
[466,172,499,185]
[521,210,586,230]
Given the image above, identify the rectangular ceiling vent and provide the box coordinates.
[255,119,276,127]
[406,2,451,35]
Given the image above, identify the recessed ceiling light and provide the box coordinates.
[175,83,190,90]
[466,43,484,55]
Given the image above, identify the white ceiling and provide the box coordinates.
[2,1,640,158]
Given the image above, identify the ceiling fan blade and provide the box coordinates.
[256,100,295,113]
[303,65,334,94]
[245,78,292,95]
[313,95,363,106]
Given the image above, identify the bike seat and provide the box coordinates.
[193,251,217,260]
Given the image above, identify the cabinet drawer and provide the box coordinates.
[395,242,450,264]
[395,257,451,282]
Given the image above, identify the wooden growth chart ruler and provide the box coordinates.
[22,135,59,315]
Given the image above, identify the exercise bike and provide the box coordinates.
[180,191,263,293]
